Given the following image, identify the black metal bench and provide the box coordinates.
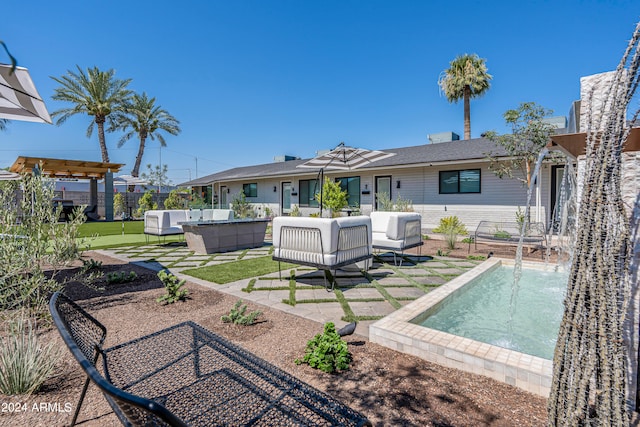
[50,292,371,427]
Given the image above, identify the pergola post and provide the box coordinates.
[104,170,114,222]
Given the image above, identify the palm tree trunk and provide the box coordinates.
[96,117,110,163]
[463,85,471,140]
[132,136,146,178]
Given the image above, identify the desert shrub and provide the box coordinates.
[136,190,158,217]
[113,192,125,218]
[289,204,301,217]
[0,316,61,395]
[375,192,414,212]
[157,270,188,304]
[164,189,186,210]
[394,194,414,212]
[221,300,262,325]
[375,192,394,211]
[231,192,256,219]
[0,175,84,318]
[80,258,103,274]
[106,271,137,284]
[436,248,451,257]
[295,322,350,373]
[433,216,468,250]
[461,236,474,244]
[493,230,512,239]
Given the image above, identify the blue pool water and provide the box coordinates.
[416,265,567,359]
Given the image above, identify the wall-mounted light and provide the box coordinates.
[226,188,230,193]
[273,186,277,192]
[396,180,401,189]
[365,184,368,190]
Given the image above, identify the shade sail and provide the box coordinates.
[297,142,396,171]
[113,174,148,186]
[0,63,52,124]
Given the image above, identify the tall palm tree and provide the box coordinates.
[51,66,132,162]
[0,119,8,131]
[438,54,492,140]
[112,92,181,177]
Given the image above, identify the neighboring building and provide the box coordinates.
[181,135,559,231]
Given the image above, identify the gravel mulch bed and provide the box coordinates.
[0,246,549,427]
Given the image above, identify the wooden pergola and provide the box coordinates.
[9,156,125,222]
[9,156,124,179]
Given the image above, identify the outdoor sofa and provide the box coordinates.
[144,209,235,242]
[272,215,373,290]
[370,211,423,265]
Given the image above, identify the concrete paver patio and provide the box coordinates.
[98,243,481,337]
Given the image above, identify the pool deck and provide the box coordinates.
[96,243,481,339]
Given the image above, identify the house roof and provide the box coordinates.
[181,137,509,186]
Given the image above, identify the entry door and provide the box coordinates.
[220,186,228,208]
[375,176,391,210]
[281,182,292,214]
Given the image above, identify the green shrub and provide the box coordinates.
[316,178,348,217]
[136,190,158,217]
[433,216,468,250]
[295,322,350,373]
[221,300,262,325]
[106,271,137,284]
[157,270,188,304]
[80,258,103,274]
[164,189,187,210]
[436,248,451,257]
[0,316,61,395]
[113,192,125,218]
[375,192,394,211]
[461,236,474,244]
[467,255,486,261]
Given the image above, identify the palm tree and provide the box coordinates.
[51,66,132,162]
[0,119,8,131]
[112,92,181,177]
[438,54,492,140]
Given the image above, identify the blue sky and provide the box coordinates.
[1,1,638,184]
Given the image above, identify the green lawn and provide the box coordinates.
[76,220,183,249]
[182,257,296,284]
[77,220,144,237]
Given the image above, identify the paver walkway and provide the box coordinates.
[98,243,481,337]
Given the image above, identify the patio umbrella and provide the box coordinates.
[0,169,20,180]
[297,142,396,215]
[0,63,52,124]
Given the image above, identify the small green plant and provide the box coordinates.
[467,255,486,261]
[157,270,188,304]
[80,258,103,274]
[0,316,61,395]
[436,248,451,257]
[493,230,512,239]
[421,234,430,240]
[433,216,468,250]
[461,236,475,244]
[106,271,138,284]
[295,322,350,373]
[221,300,262,325]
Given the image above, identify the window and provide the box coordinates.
[439,169,480,194]
[243,183,257,197]
[336,176,360,207]
[299,179,319,207]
